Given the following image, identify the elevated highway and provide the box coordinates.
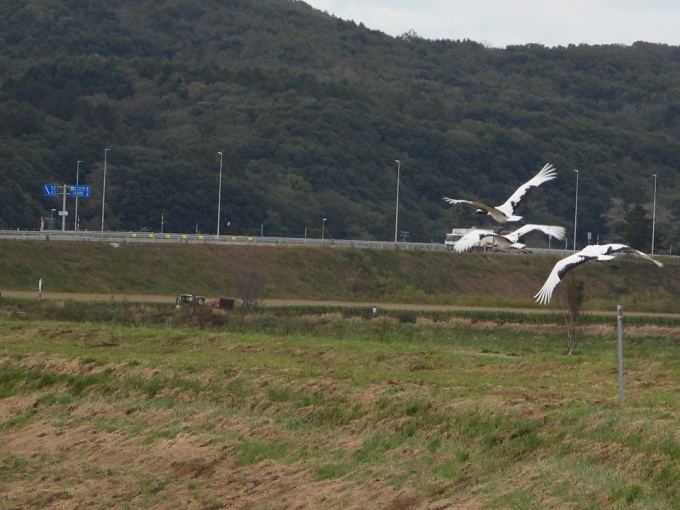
[0,229,574,257]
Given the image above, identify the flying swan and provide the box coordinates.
[443,163,557,223]
[534,243,663,305]
[453,224,566,253]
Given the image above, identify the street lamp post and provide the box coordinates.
[50,209,56,231]
[394,160,400,243]
[573,169,579,250]
[75,160,82,231]
[101,149,109,232]
[652,173,657,255]
[61,182,67,231]
[322,218,327,240]
[217,151,223,239]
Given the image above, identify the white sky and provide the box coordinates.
[302,0,680,48]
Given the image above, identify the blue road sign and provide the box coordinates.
[43,184,58,197]
[69,185,91,198]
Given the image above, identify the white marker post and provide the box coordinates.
[617,305,624,405]
[38,278,43,301]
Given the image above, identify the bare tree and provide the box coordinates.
[561,277,585,355]
[601,197,627,241]
[234,272,268,313]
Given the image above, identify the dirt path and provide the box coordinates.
[0,290,178,304]
[0,289,543,312]
[4,289,675,318]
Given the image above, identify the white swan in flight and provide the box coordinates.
[443,163,557,223]
[453,224,566,253]
[534,243,663,305]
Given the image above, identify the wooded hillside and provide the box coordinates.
[2,0,680,249]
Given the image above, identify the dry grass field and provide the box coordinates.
[2,302,680,509]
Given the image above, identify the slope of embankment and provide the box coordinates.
[1,240,676,310]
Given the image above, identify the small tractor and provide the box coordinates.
[175,294,235,310]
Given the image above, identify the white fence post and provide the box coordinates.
[617,305,624,405]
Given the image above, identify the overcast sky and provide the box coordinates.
[302,0,680,48]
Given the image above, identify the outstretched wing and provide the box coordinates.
[442,197,510,223]
[614,245,664,268]
[534,251,593,305]
[505,224,566,243]
[453,229,495,253]
[496,163,557,218]
[442,197,493,213]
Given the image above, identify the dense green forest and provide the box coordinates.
[1,0,680,249]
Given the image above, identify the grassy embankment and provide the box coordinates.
[2,302,680,508]
[0,240,677,311]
